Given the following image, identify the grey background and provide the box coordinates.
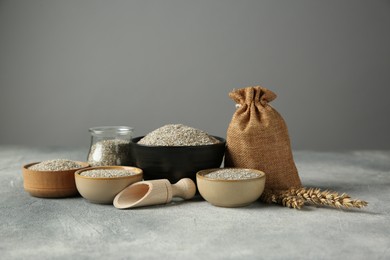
[1,0,389,150]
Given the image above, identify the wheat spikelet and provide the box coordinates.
[281,195,304,209]
[260,190,277,204]
[260,190,304,209]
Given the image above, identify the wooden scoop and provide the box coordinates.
[113,178,196,209]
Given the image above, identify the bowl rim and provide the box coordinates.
[23,161,90,173]
[131,135,226,148]
[75,166,143,180]
[196,168,265,183]
[89,126,134,135]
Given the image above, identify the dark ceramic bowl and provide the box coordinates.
[130,136,226,183]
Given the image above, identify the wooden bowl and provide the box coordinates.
[196,168,266,207]
[22,161,90,198]
[75,166,143,204]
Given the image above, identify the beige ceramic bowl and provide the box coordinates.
[196,168,266,208]
[22,161,90,198]
[75,166,143,204]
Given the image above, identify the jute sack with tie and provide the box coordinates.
[225,86,367,209]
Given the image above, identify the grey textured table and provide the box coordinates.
[1,146,389,259]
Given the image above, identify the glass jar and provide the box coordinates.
[87,126,134,167]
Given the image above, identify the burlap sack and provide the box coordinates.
[225,86,301,192]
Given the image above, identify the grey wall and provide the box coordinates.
[1,0,389,150]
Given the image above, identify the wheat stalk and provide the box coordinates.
[289,187,368,209]
[261,188,368,209]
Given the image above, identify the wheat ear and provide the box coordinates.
[261,188,368,209]
[287,187,368,209]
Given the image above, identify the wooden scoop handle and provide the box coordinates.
[171,178,196,200]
